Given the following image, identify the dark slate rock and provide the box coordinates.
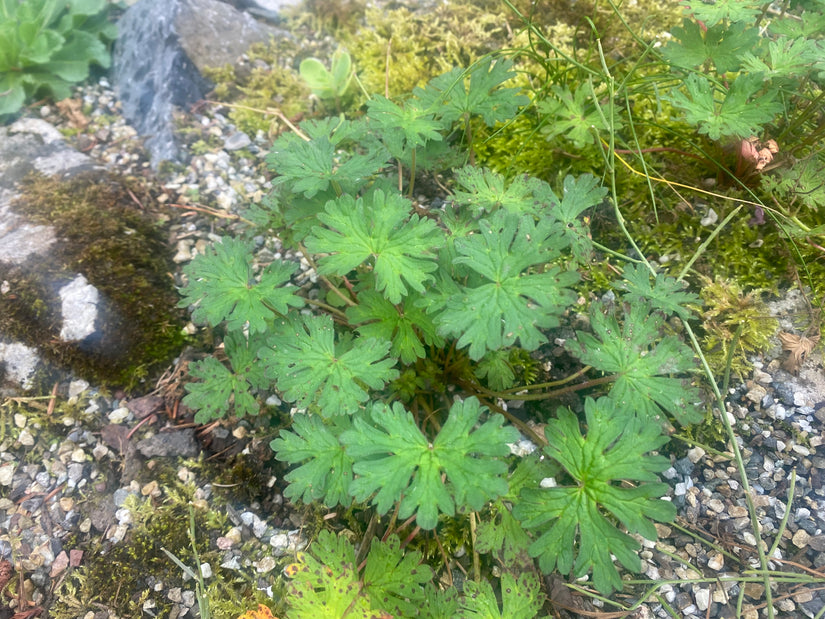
[801,594,825,616]
[113,0,291,168]
[773,381,796,406]
[799,519,819,535]
[673,456,694,476]
[136,429,199,458]
[113,0,211,167]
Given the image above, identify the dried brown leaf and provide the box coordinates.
[778,331,819,373]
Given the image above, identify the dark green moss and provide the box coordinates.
[1,171,185,390]
[53,503,206,617]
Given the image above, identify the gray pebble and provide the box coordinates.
[774,383,796,406]
[136,430,198,458]
[35,471,51,487]
[800,519,822,535]
[30,567,50,588]
[67,463,84,485]
[223,131,251,151]
[801,594,825,616]
[674,457,694,476]
[113,488,132,507]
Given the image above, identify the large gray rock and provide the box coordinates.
[113,0,291,168]
[0,119,182,393]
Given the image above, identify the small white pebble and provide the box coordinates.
[707,552,725,571]
[108,407,131,423]
[687,446,706,463]
[255,556,277,573]
[695,588,710,610]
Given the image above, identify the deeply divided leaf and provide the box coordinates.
[663,20,759,74]
[459,572,544,619]
[513,398,675,595]
[668,73,783,140]
[476,500,534,571]
[452,167,542,216]
[179,237,304,334]
[271,414,354,507]
[434,211,579,360]
[306,190,444,304]
[284,531,380,619]
[362,536,433,616]
[260,314,399,416]
[680,0,761,26]
[346,290,443,364]
[613,263,701,320]
[341,397,518,529]
[567,302,702,425]
[414,57,529,126]
[267,131,388,198]
[182,332,268,423]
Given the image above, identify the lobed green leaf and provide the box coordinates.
[415,57,529,127]
[267,135,387,198]
[346,290,443,364]
[662,20,759,74]
[342,397,518,530]
[613,263,701,320]
[452,166,542,216]
[306,189,444,304]
[260,314,399,416]
[680,0,761,26]
[362,536,433,616]
[459,572,544,619]
[668,73,783,140]
[567,302,702,425]
[284,531,379,619]
[178,237,304,334]
[182,332,268,423]
[514,399,676,594]
[271,414,354,507]
[538,84,612,148]
[435,210,578,360]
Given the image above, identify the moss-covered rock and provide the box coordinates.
[0,170,184,392]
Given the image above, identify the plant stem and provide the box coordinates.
[464,373,617,402]
[469,512,481,582]
[407,147,417,197]
[304,297,348,319]
[683,322,776,618]
[476,394,547,447]
[498,365,592,394]
[298,244,356,307]
[677,205,743,281]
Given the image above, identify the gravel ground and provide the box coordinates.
[1,74,824,619]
